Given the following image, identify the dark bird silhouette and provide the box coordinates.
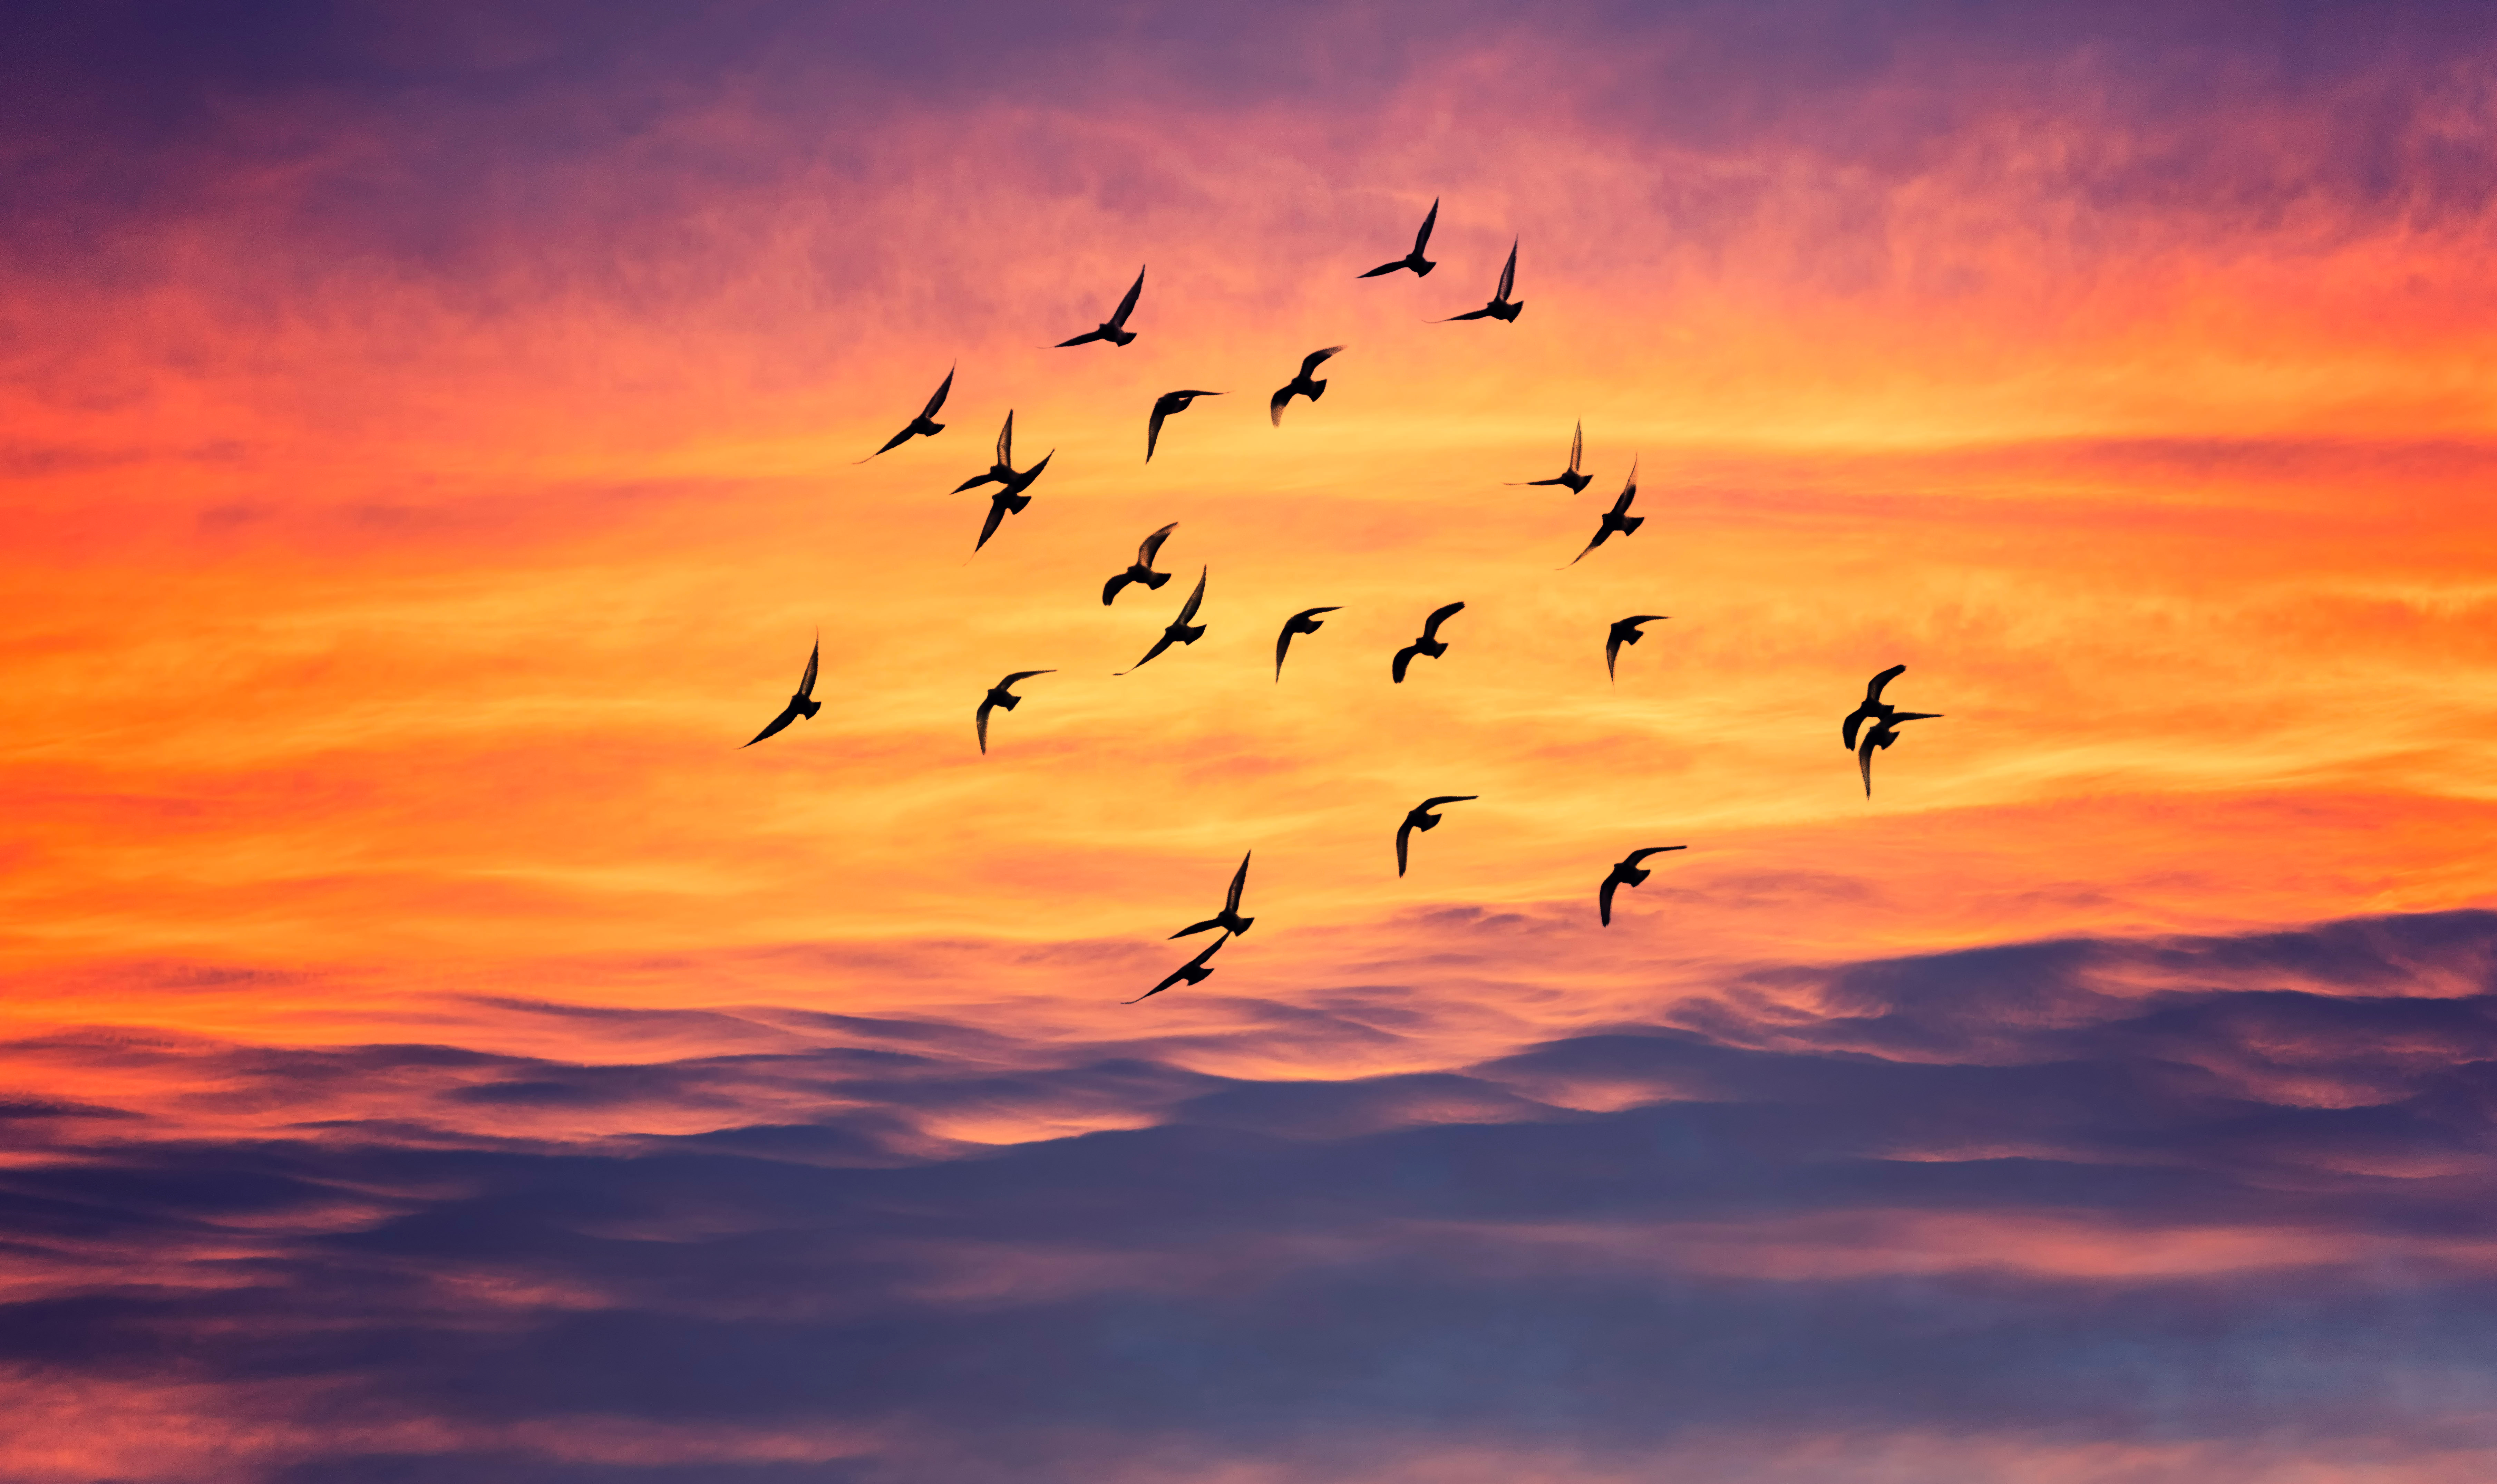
[1440,238,1522,322]
[1127,932,1225,1004]
[972,450,1055,553]
[1146,390,1222,462]
[1118,566,1208,674]
[1510,420,1592,493]
[1359,197,1439,278]
[1397,795,1477,876]
[1273,604,1341,681]
[1270,346,1345,426]
[1102,523,1178,605]
[859,366,954,460]
[952,410,1028,492]
[1599,845,1688,926]
[1605,614,1668,680]
[1057,265,1146,348]
[1857,710,1941,796]
[1391,601,1465,682]
[1841,664,1909,750]
[744,637,822,747]
[1568,460,1643,565]
[1173,852,1253,939]
[974,670,1052,755]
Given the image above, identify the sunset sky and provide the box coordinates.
[5,3,2497,1481]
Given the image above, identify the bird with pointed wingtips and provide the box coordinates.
[1397,795,1477,876]
[1146,390,1222,462]
[1599,845,1688,926]
[1127,932,1226,1004]
[1605,615,1668,681]
[1842,664,1909,750]
[1857,710,1941,796]
[1270,346,1345,426]
[1173,852,1253,939]
[1057,266,1147,348]
[1392,601,1465,683]
[744,636,822,747]
[1102,523,1178,606]
[1440,238,1522,322]
[974,670,1052,755]
[1273,605,1341,681]
[1118,567,1208,674]
[858,367,954,460]
[1509,420,1592,494]
[1568,460,1644,565]
[1359,197,1439,278]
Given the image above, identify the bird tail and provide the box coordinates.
[1109,328,1136,347]
[1176,623,1206,644]
[1622,515,1644,534]
[1308,379,1327,401]
[1413,259,1435,276]
[1003,493,1031,513]
[1142,571,1172,590]
[799,698,823,719]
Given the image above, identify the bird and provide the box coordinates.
[1102,523,1178,605]
[1270,346,1346,426]
[1173,852,1253,939]
[1147,390,1222,462]
[1510,420,1592,494]
[1118,567,1208,674]
[1857,710,1941,796]
[1605,615,1668,681]
[972,453,1055,553]
[975,670,1052,755]
[1391,601,1465,683]
[858,366,953,460]
[1273,605,1341,681]
[1396,795,1477,876]
[744,636,822,747]
[1359,197,1439,278]
[1127,932,1226,1004]
[1598,846,1688,926]
[1440,238,1522,322]
[1057,266,1147,348]
[1842,664,1909,750]
[1568,460,1643,565]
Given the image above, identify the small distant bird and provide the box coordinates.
[1127,932,1226,1004]
[974,670,1052,754]
[1359,197,1439,278]
[1273,604,1341,681]
[1392,601,1466,683]
[859,366,953,460]
[1510,421,1592,494]
[1173,852,1253,939]
[1857,710,1941,796]
[1598,845,1687,926]
[1147,390,1222,462]
[1841,664,1909,750]
[1102,523,1178,605]
[1605,615,1667,681]
[1568,460,1643,565]
[1118,567,1208,674]
[1270,346,1345,426]
[1440,238,1522,322]
[1057,266,1147,348]
[1396,795,1477,876]
[973,453,1055,552]
[744,636,822,747]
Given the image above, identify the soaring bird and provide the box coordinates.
[1057,266,1147,348]
[1359,197,1439,278]
[1857,710,1941,796]
[1173,852,1253,939]
[1842,664,1909,750]
[972,450,1055,553]
[1598,845,1687,926]
[974,670,1052,754]
[1568,460,1643,565]
[1392,601,1466,682]
[1102,523,1178,605]
[1440,238,1522,322]
[1146,390,1222,462]
[859,366,953,460]
[1510,421,1592,494]
[1270,346,1346,426]
[744,637,822,747]
[1273,604,1341,681]
[1605,615,1668,681]
[1118,567,1208,674]
[1128,933,1226,1004]
[1396,795,1477,876]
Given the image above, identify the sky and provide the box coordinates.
[3,1,2496,1479]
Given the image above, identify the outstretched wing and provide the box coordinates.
[1137,522,1176,566]
[1146,400,1168,461]
[1624,846,1687,868]
[1421,795,1478,809]
[974,496,1011,552]
[1611,459,1640,514]
[1438,306,1495,322]
[1421,601,1465,640]
[1568,527,1609,566]
[865,424,915,458]
[1109,265,1146,327]
[1269,383,1295,426]
[1120,633,1177,675]
[994,410,1013,467]
[1865,663,1907,705]
[1224,852,1251,913]
[1172,567,1208,625]
[1412,197,1438,254]
[1300,345,1344,379]
[1858,735,1879,796]
[797,639,819,699]
[1598,873,1621,927]
[1391,642,1419,683]
[1568,419,1583,473]
[1056,328,1106,348]
[1605,631,1624,678]
[1396,817,1415,876]
[745,700,803,748]
[953,469,1003,493]
[1103,571,1133,606]
[1170,915,1225,940]
[1495,239,1516,300]
[974,699,993,754]
[1128,933,1223,1003]
[921,366,955,419]
[1000,670,1052,688]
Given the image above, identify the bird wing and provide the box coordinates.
[864,425,914,458]
[1104,572,1133,605]
[1001,670,1052,687]
[952,469,1002,493]
[1858,735,1879,795]
[1421,795,1478,809]
[1496,239,1516,299]
[1009,450,1052,492]
[1568,419,1583,472]
[1301,346,1344,379]
[1599,873,1620,926]
[1624,846,1687,867]
[921,366,955,419]
[1421,601,1465,640]
[1865,663,1907,704]
[1391,642,1419,683]
[1396,817,1415,875]
[1295,605,1340,623]
[1438,306,1495,322]
[1357,259,1407,278]
[1605,631,1624,678]
[1109,266,1145,327]
[1170,916,1225,940]
[975,496,1011,551]
[1274,624,1296,680]
[1146,401,1168,461]
[1129,933,1224,1003]
[994,410,1013,467]
[1120,633,1177,675]
[1842,707,1872,751]
[1137,522,1176,565]
[1055,328,1105,348]
[975,699,993,754]
[1413,198,1438,253]
[745,700,803,748]
[1269,383,1294,426]
[1224,852,1250,913]
[1611,460,1640,514]
[1172,567,1208,625]
[797,639,819,699]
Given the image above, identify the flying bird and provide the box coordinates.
[1146,390,1222,462]
[858,366,953,460]
[1273,604,1341,681]
[1359,197,1439,278]
[1102,523,1178,605]
[744,636,822,747]
[1598,846,1688,926]
[972,452,1055,553]
[1510,420,1592,494]
[1440,238,1522,322]
[1391,601,1465,683]
[1568,460,1644,565]
[1605,615,1668,681]
[1057,265,1147,348]
[1173,852,1253,939]
[1396,795,1477,877]
[1857,710,1941,796]
[952,410,1028,493]
[974,670,1052,755]
[1270,346,1345,426]
[1127,932,1226,1004]
[1842,664,1910,750]
[1118,566,1208,674]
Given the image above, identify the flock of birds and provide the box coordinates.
[744,200,1944,1002]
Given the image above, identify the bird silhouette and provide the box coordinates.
[744,636,822,747]
[1397,795,1477,876]
[1102,523,1178,605]
[1146,390,1222,462]
[1568,460,1643,565]
[1128,932,1226,1003]
[858,366,953,460]
[1270,346,1345,426]
[1440,238,1521,322]
[1173,852,1253,939]
[972,450,1055,553]
[1392,601,1465,682]
[1359,197,1439,278]
[1273,604,1341,681]
[1842,664,1909,750]
[1510,420,1592,493]
[1605,615,1668,681]
[974,670,1052,754]
[1598,845,1688,926]
[1118,567,1208,674]
[952,410,1028,492]
[1057,266,1146,348]
[1857,710,1941,796]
